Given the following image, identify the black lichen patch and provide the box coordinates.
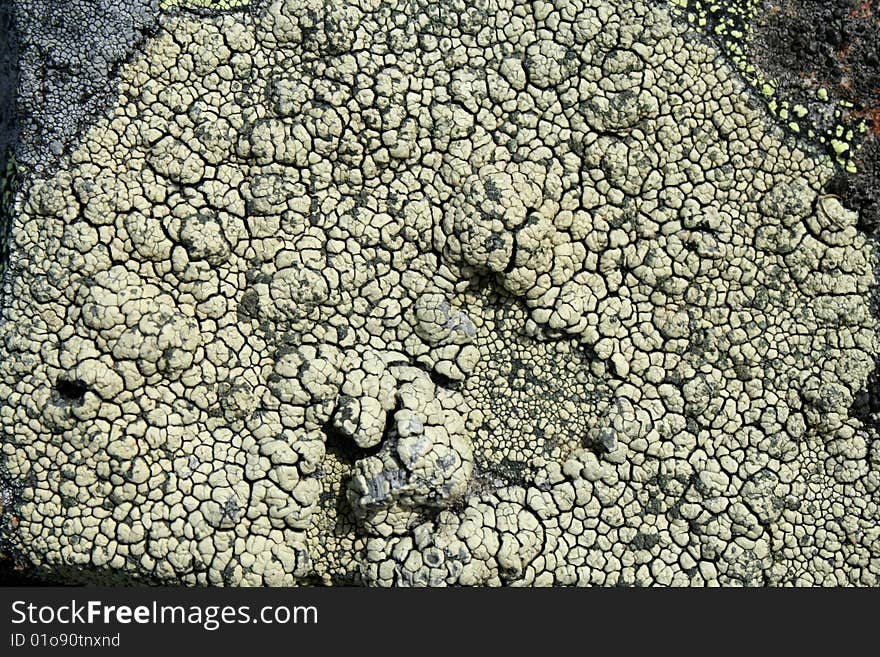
[53,378,89,405]
[476,455,530,488]
[322,418,382,465]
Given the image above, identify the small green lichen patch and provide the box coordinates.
[668,0,868,172]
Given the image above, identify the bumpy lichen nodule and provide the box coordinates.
[1,0,879,587]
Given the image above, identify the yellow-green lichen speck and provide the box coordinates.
[668,1,864,173]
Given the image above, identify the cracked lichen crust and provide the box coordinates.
[2,0,879,586]
[161,1,252,9]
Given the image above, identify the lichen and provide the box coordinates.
[1,0,879,587]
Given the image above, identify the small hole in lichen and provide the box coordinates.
[53,379,88,405]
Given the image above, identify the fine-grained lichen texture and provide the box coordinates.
[1,0,879,587]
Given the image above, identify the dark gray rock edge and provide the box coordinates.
[13,0,162,174]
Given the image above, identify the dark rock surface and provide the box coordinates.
[749,0,880,230]
[0,4,18,175]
